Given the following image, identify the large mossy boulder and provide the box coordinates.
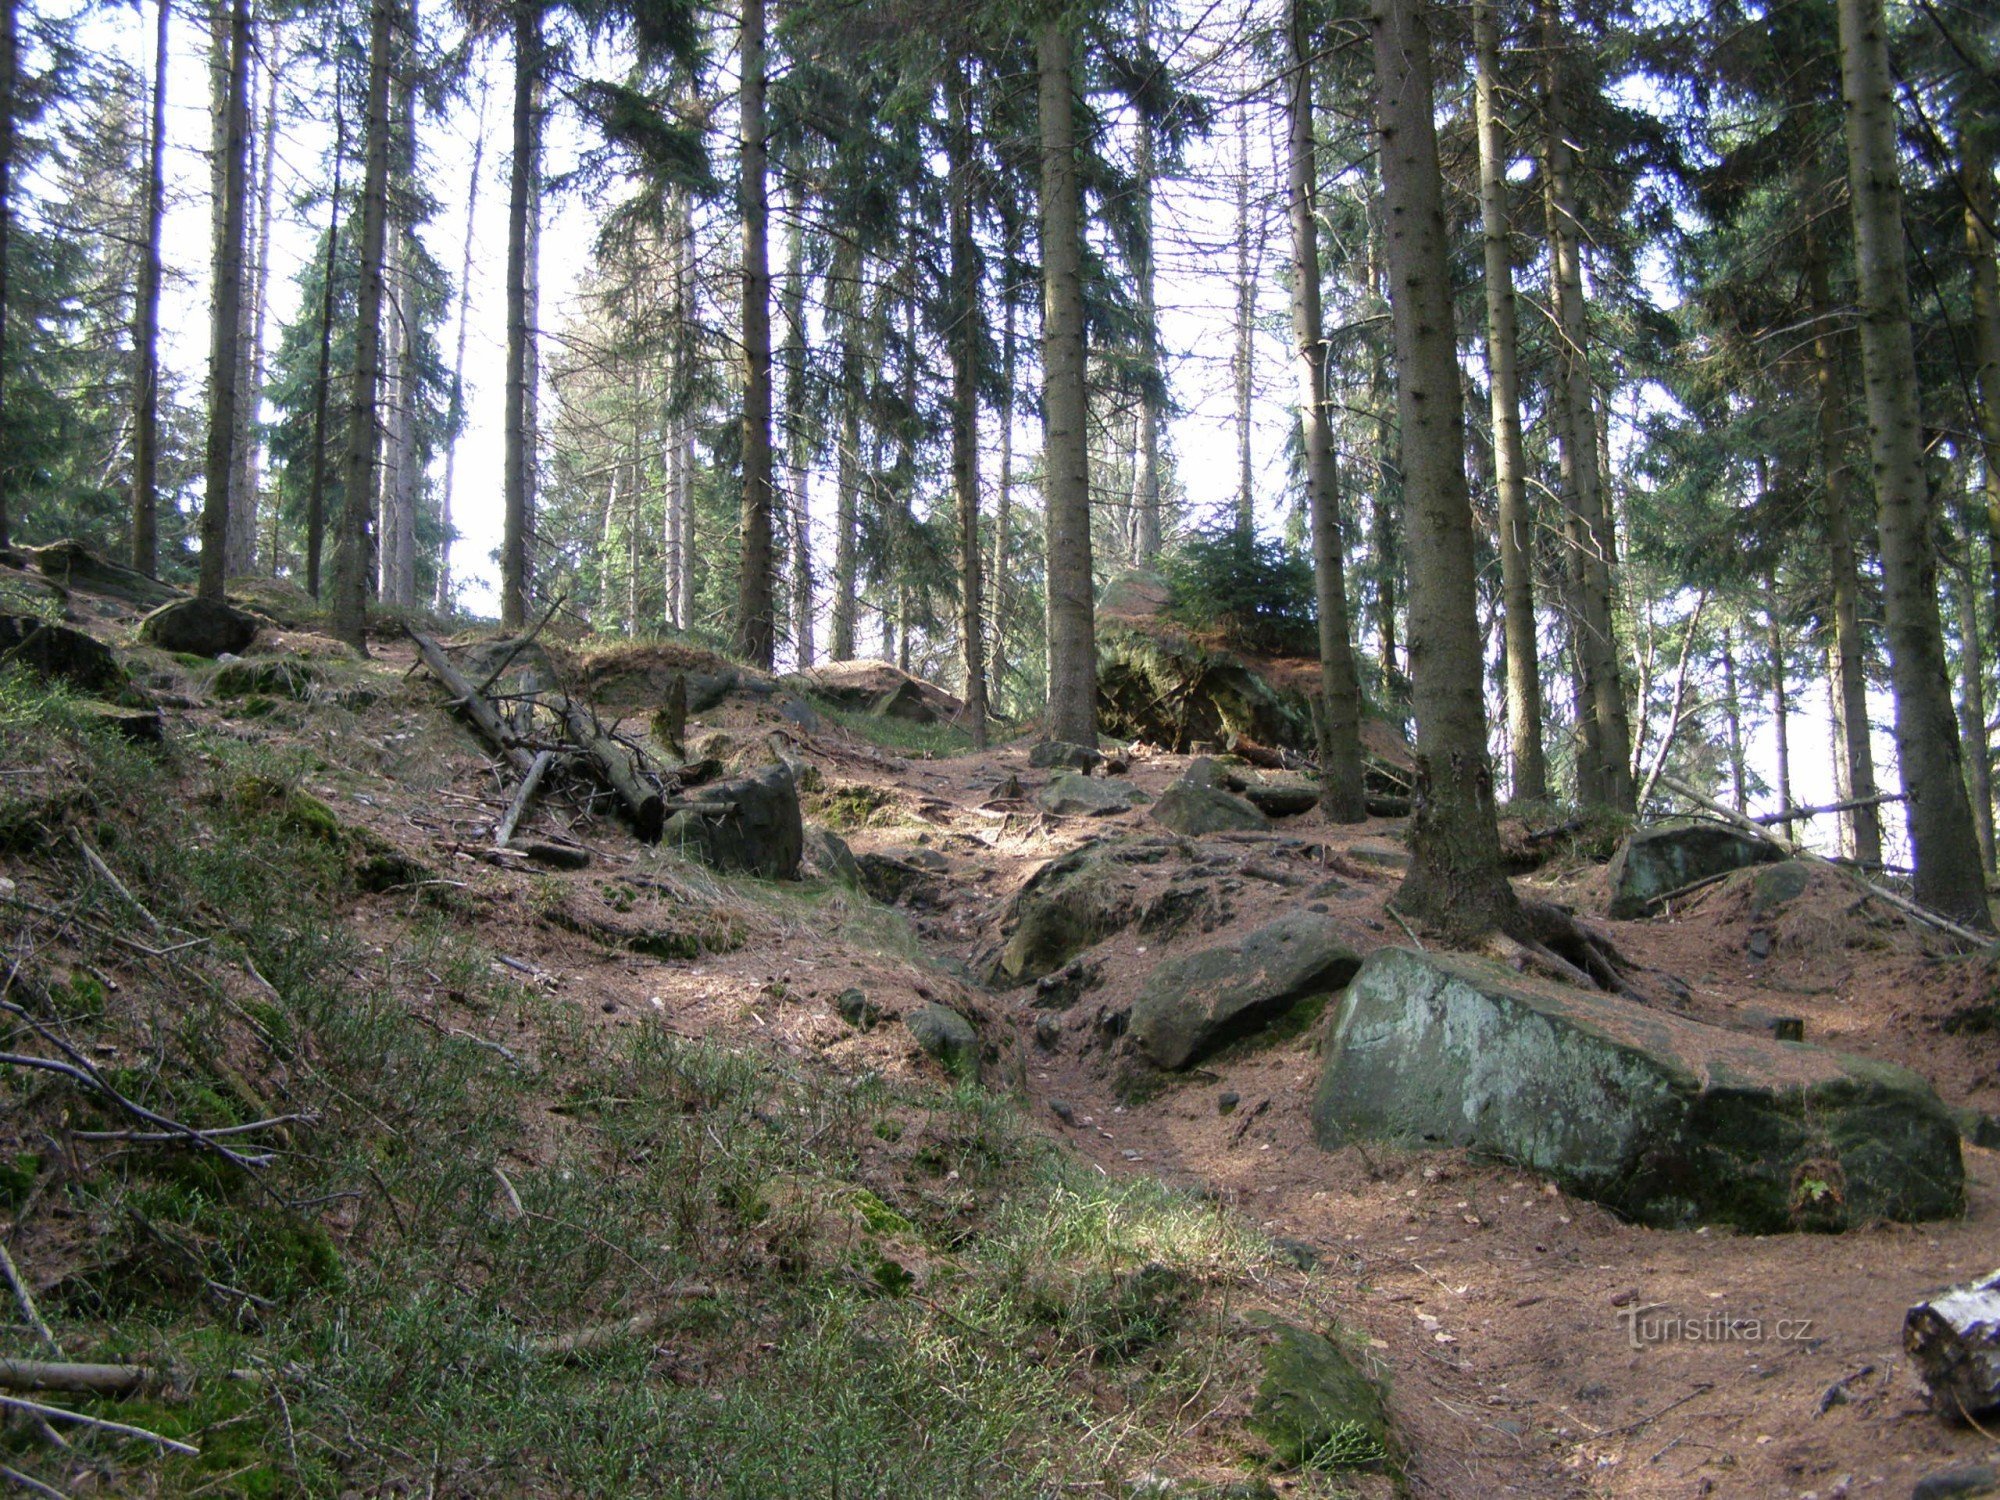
[1096,623,1312,752]
[661,762,803,879]
[0,614,128,696]
[26,540,181,608]
[1247,1318,1391,1470]
[138,596,259,657]
[1312,948,1964,1233]
[1151,778,1268,836]
[1606,821,1784,918]
[990,844,1145,986]
[1130,912,1360,1069]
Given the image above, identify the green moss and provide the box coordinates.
[1248,1319,1391,1471]
[0,1152,42,1208]
[852,1188,915,1237]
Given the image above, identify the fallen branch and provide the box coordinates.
[1750,791,1904,825]
[521,1290,719,1359]
[555,698,663,841]
[471,594,564,698]
[0,1243,60,1356]
[0,1392,198,1455]
[407,628,536,778]
[1659,776,1991,947]
[71,835,159,933]
[0,1361,166,1397]
[495,749,558,848]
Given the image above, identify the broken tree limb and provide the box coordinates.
[1905,1267,2000,1421]
[495,749,558,848]
[407,627,535,778]
[1659,775,1991,947]
[0,1361,164,1397]
[520,1288,718,1359]
[0,1244,59,1357]
[1750,791,1905,825]
[0,1392,199,1454]
[556,699,663,841]
[472,594,564,698]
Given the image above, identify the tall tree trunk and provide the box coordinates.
[380,1,419,608]
[0,0,14,550]
[378,204,405,598]
[1287,0,1364,821]
[1129,0,1161,564]
[437,71,486,612]
[1965,129,2000,648]
[1838,0,1991,926]
[733,0,775,667]
[306,93,344,599]
[829,244,861,660]
[130,0,170,575]
[330,0,392,650]
[1766,582,1794,844]
[1474,0,1547,803]
[197,0,251,601]
[1712,624,1744,816]
[1039,19,1096,746]
[949,62,988,746]
[1826,636,1854,857]
[1232,114,1256,536]
[991,241,1017,706]
[1806,217,1883,867]
[779,174,811,666]
[500,0,539,630]
[1539,0,1633,812]
[1373,0,1516,939]
[1950,533,1995,874]
[236,48,279,575]
[672,190,695,633]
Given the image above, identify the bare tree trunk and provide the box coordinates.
[500,0,540,630]
[1951,532,1995,874]
[0,0,14,550]
[1838,0,1991,926]
[1474,0,1547,803]
[829,271,861,659]
[1965,129,2000,651]
[991,238,1017,706]
[1766,581,1794,844]
[305,93,344,599]
[733,0,775,667]
[380,0,420,609]
[668,188,694,632]
[437,71,487,613]
[1826,636,1854,858]
[1721,623,1747,815]
[330,0,392,650]
[1129,0,1161,564]
[1039,19,1096,746]
[1806,220,1883,867]
[130,0,170,576]
[779,174,811,666]
[237,46,279,575]
[1540,0,1633,812]
[1373,0,1516,939]
[950,61,987,746]
[197,0,251,601]
[1287,0,1364,821]
[1233,114,1256,536]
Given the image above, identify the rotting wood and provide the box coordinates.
[555,698,664,841]
[1660,775,1990,947]
[408,626,536,777]
[495,748,556,848]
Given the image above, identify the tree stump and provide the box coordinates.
[1905,1268,2000,1421]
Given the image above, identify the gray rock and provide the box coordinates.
[1029,739,1102,772]
[802,824,862,888]
[138,596,260,657]
[856,852,950,908]
[1247,1318,1390,1469]
[1130,912,1361,1069]
[1150,779,1269,836]
[1913,1461,2000,1499]
[1238,776,1320,817]
[990,846,1141,986]
[0,614,127,696]
[1312,948,1965,1232]
[1033,955,1103,1010]
[660,762,803,879]
[1036,771,1137,817]
[778,695,821,732]
[834,988,881,1030]
[1346,840,1410,872]
[27,539,180,607]
[1606,821,1785,918]
[906,1003,978,1080]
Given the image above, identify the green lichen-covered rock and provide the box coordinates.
[906,1003,978,1080]
[1248,1318,1391,1470]
[1312,948,1964,1232]
[1096,622,1313,752]
[990,846,1142,986]
[0,614,128,696]
[1605,821,1783,918]
[1746,859,1814,915]
[1037,772,1138,818]
[1130,913,1360,1069]
[213,657,322,701]
[1150,780,1268,836]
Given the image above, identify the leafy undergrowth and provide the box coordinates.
[0,669,1372,1498]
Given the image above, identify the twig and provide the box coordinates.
[0,1242,60,1356]
[0,1043,270,1172]
[71,835,160,933]
[69,1113,309,1144]
[495,750,558,848]
[1602,1381,1715,1438]
[471,594,564,698]
[1383,903,1425,950]
[0,1393,198,1455]
[0,1462,69,1499]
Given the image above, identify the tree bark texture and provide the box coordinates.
[949,62,987,746]
[197,0,251,602]
[130,0,170,576]
[500,0,540,631]
[733,0,776,668]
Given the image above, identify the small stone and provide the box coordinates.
[1050,1099,1075,1125]
[835,988,881,1031]
[1033,1014,1062,1050]
[1218,1090,1241,1115]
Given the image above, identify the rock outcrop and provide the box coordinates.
[1312,948,1963,1232]
[1606,821,1784,918]
[1130,912,1360,1069]
[661,762,803,880]
[138,596,260,657]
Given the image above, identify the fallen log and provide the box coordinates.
[1659,775,1992,948]
[408,627,536,778]
[557,698,664,841]
[495,749,558,848]
[1905,1267,2000,1421]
